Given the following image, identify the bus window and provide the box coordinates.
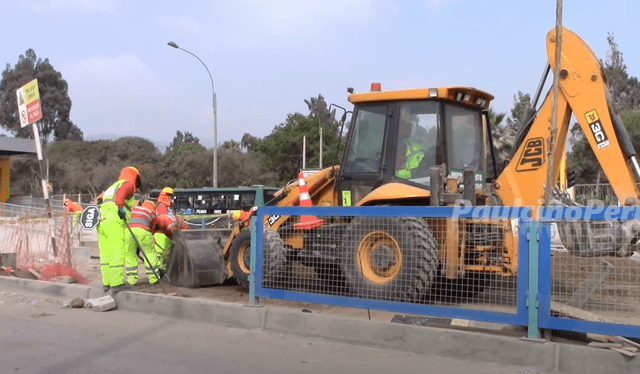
[241,192,255,209]
[263,189,277,205]
[174,196,193,215]
[211,193,226,213]
[227,194,243,210]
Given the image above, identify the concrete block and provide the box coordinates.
[85,295,116,312]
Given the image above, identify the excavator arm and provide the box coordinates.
[495,27,640,208]
[495,27,640,257]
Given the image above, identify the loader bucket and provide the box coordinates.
[166,229,230,288]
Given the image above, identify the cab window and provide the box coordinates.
[445,105,483,171]
[343,105,387,173]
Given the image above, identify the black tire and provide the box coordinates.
[339,216,438,302]
[229,228,288,290]
[229,229,252,289]
[262,228,288,288]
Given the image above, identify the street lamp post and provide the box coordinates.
[167,41,218,188]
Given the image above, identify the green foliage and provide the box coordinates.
[0,49,83,144]
[504,91,531,132]
[488,108,510,158]
[256,113,343,185]
[222,140,241,150]
[42,137,161,195]
[603,33,640,111]
[253,95,344,185]
[217,148,277,187]
[160,146,212,188]
[166,130,204,153]
[241,133,259,151]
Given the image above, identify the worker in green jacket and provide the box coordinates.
[96,166,141,294]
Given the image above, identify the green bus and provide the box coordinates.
[149,185,279,228]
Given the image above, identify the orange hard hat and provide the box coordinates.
[119,166,141,188]
[64,198,72,206]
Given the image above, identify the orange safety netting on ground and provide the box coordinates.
[2,212,89,284]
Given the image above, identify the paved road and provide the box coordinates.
[0,290,547,374]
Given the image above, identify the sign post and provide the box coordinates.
[16,79,49,215]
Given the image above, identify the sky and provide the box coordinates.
[2,0,639,149]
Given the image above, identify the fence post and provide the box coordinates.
[248,217,257,306]
[526,219,543,340]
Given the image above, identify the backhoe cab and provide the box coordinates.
[337,84,494,208]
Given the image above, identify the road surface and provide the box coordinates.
[0,290,547,374]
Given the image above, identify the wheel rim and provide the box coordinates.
[237,242,251,274]
[357,231,402,284]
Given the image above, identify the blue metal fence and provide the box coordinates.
[250,206,530,329]
[537,207,640,339]
[245,205,640,340]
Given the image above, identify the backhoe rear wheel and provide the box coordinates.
[339,216,438,302]
[229,228,288,289]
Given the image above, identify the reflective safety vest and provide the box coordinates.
[101,180,135,219]
[129,205,156,231]
[155,214,180,238]
[396,139,426,179]
[155,202,175,217]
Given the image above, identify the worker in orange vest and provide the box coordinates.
[154,212,188,272]
[125,199,163,285]
[64,198,83,226]
[154,187,175,271]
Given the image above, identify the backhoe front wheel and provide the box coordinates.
[229,228,287,289]
[339,216,438,302]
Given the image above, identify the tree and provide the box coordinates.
[166,130,204,153]
[240,133,259,152]
[0,49,83,144]
[304,94,335,125]
[487,108,510,174]
[43,137,161,196]
[222,140,241,150]
[603,33,640,112]
[504,91,531,132]
[255,98,343,185]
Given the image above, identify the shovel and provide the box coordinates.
[125,223,168,295]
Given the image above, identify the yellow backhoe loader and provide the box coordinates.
[169,27,640,301]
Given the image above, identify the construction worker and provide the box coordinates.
[154,187,175,271]
[126,199,162,285]
[154,213,188,273]
[96,166,141,294]
[395,107,427,180]
[64,198,83,226]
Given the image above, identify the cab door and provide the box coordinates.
[335,103,390,206]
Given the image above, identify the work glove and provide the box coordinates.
[118,207,127,221]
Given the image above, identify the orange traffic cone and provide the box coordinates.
[294,173,325,230]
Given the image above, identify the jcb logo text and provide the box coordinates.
[516,137,545,172]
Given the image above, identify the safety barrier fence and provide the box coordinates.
[0,214,72,269]
[0,202,65,218]
[249,206,640,340]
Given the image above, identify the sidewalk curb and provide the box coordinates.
[2,276,638,374]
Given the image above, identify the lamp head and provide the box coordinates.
[167,41,179,49]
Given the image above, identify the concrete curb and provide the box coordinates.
[2,276,638,374]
